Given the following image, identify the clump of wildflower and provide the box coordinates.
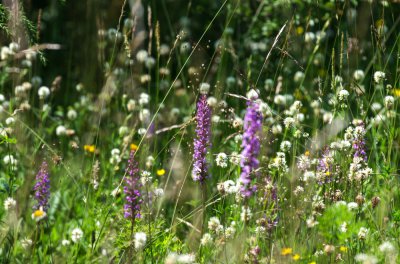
[33,161,50,211]
[239,94,262,197]
[192,94,212,183]
[123,151,142,220]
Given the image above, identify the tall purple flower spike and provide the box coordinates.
[33,161,50,211]
[240,99,262,197]
[353,125,367,162]
[123,151,142,220]
[192,94,212,183]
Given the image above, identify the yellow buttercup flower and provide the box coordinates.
[296,26,304,35]
[394,88,400,97]
[84,145,96,153]
[308,262,316,264]
[292,254,300,261]
[340,246,348,252]
[130,143,138,151]
[157,169,166,176]
[281,247,292,256]
[305,150,310,156]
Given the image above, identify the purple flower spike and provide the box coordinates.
[192,94,212,183]
[123,151,142,220]
[240,99,262,197]
[33,161,50,211]
[353,125,367,161]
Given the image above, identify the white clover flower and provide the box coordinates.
[229,152,242,165]
[3,154,17,166]
[154,188,164,198]
[1,46,13,60]
[374,71,385,83]
[56,125,67,136]
[215,153,228,168]
[136,50,148,62]
[71,228,83,243]
[294,71,305,83]
[353,70,365,81]
[4,197,16,211]
[9,42,19,52]
[271,124,283,135]
[134,232,147,250]
[339,222,347,233]
[232,117,243,128]
[199,82,210,95]
[293,186,304,196]
[246,89,259,100]
[61,239,71,246]
[145,57,155,69]
[338,89,350,101]
[176,253,196,263]
[384,95,394,109]
[180,42,191,53]
[111,148,120,156]
[370,102,382,111]
[358,227,368,240]
[274,94,286,105]
[304,32,315,43]
[139,109,151,123]
[200,233,213,246]
[234,134,242,143]
[283,117,295,128]
[159,44,170,56]
[5,117,15,126]
[38,86,50,99]
[379,241,395,253]
[138,128,147,135]
[139,93,150,105]
[323,112,333,123]
[346,202,358,211]
[223,180,238,194]
[240,206,252,222]
[354,253,378,264]
[212,115,220,123]
[67,109,77,120]
[207,96,217,107]
[208,217,221,231]
[280,141,291,152]
[306,217,319,228]
[303,171,315,182]
[127,99,136,111]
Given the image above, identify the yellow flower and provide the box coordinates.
[305,150,310,156]
[394,88,400,97]
[130,143,138,151]
[292,254,300,261]
[157,169,166,176]
[281,247,292,256]
[308,262,316,264]
[31,207,47,222]
[296,26,304,35]
[325,171,331,176]
[340,246,348,252]
[84,145,96,153]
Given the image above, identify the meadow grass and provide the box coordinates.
[0,0,400,263]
